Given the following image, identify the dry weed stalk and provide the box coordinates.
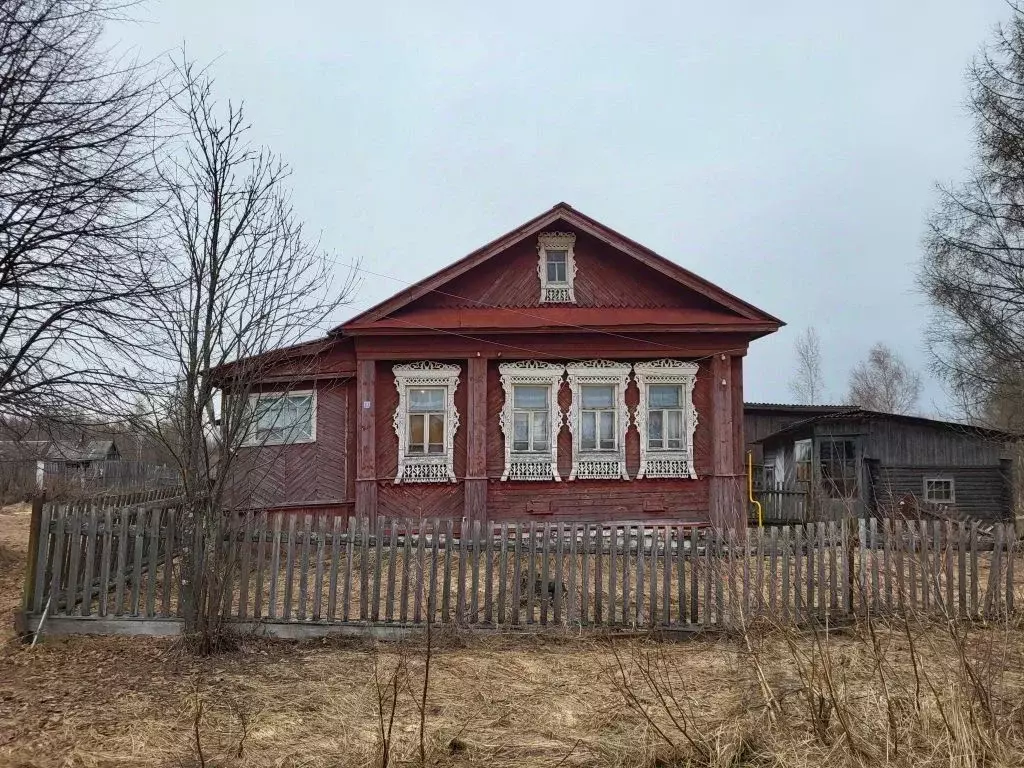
[373,651,405,768]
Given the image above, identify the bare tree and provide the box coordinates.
[847,343,922,414]
[920,5,1024,429]
[132,62,357,652]
[789,327,824,404]
[0,0,165,422]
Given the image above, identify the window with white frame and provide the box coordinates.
[244,391,315,446]
[537,231,577,303]
[633,360,698,479]
[499,361,564,481]
[924,477,955,504]
[566,360,631,480]
[392,362,461,483]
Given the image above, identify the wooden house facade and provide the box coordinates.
[221,204,782,528]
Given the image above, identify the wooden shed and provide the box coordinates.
[220,203,783,528]
[757,408,1017,523]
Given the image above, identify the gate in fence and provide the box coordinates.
[18,502,1024,638]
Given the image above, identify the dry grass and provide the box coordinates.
[4,505,1024,767]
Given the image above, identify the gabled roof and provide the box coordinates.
[337,202,783,333]
[756,409,1020,444]
[47,439,118,462]
[745,402,859,414]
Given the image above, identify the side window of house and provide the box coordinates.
[565,361,631,480]
[924,477,955,504]
[537,232,577,303]
[245,392,315,446]
[392,362,461,483]
[633,360,699,479]
[794,439,813,484]
[819,438,857,498]
[499,361,564,481]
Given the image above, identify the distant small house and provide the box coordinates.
[46,439,120,472]
[753,407,1017,523]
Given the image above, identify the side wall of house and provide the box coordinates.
[229,378,354,513]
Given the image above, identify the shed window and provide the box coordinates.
[924,478,955,504]
[820,438,857,498]
[245,392,315,446]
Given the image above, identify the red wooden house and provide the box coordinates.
[227,203,782,528]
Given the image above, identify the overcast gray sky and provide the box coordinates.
[113,1,1009,413]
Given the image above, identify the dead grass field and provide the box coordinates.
[4,505,1024,767]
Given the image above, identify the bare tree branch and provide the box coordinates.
[788,327,824,404]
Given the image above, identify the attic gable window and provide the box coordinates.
[393,362,461,483]
[537,232,577,303]
[633,360,699,479]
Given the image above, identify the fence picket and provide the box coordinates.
[81,506,99,616]
[145,507,161,617]
[313,514,327,622]
[98,507,113,617]
[298,514,312,620]
[283,514,297,620]
[568,523,578,626]
[342,515,355,622]
[594,525,604,625]
[429,518,441,624]
[498,523,508,625]
[470,520,481,624]
[442,518,453,624]
[371,516,384,622]
[512,521,522,626]
[384,520,398,622]
[607,525,616,625]
[622,525,632,626]
[403,518,415,624]
[65,504,83,616]
[130,507,146,616]
[540,522,551,626]
[456,519,467,626]
[485,520,494,625]
[415,520,426,625]
[328,515,342,621]
[581,523,591,625]
[1005,523,1015,615]
[553,522,564,626]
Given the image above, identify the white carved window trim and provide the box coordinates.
[498,361,564,482]
[392,362,461,483]
[634,360,699,479]
[537,231,577,304]
[566,360,631,480]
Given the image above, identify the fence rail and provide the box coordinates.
[19,504,1024,638]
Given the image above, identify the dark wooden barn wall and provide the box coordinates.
[402,228,731,313]
[870,464,1012,522]
[860,421,1008,466]
[230,379,351,510]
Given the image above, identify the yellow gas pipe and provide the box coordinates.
[748,451,763,528]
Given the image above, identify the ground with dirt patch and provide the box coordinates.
[3,506,1024,767]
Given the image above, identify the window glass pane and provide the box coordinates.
[926,479,953,502]
[582,385,614,408]
[408,414,424,453]
[428,414,444,452]
[409,387,444,412]
[649,410,663,447]
[581,411,596,450]
[514,385,548,409]
[252,395,312,443]
[513,411,529,450]
[532,411,549,445]
[599,411,615,449]
[649,385,681,408]
[665,410,683,449]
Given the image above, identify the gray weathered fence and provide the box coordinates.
[19,505,1024,638]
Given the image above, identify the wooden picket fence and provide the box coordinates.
[19,505,1024,638]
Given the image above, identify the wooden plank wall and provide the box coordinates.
[23,503,1024,631]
